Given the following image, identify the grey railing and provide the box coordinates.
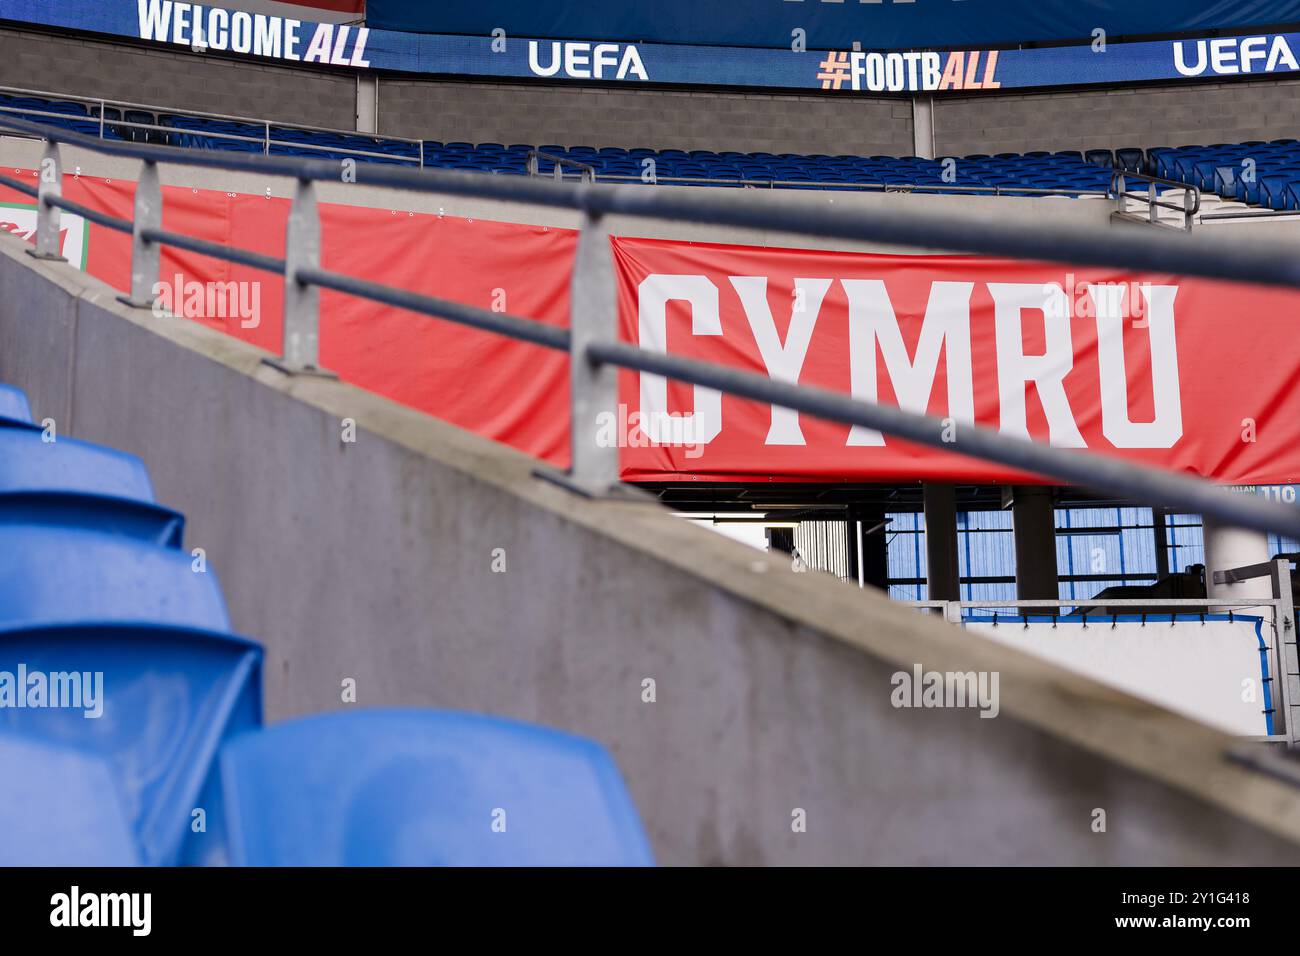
[529,161,1113,199]
[5,111,1300,544]
[592,173,1112,198]
[0,85,423,166]
[1111,169,1200,231]
[526,149,596,183]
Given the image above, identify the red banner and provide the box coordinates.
[3,169,1298,486]
[2,171,575,464]
[612,236,1300,484]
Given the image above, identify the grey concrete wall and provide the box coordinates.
[0,26,356,128]
[3,233,1300,865]
[934,77,1300,156]
[377,78,915,155]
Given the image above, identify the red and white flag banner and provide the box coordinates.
[3,170,1296,486]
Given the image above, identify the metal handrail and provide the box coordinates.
[577,171,1112,198]
[527,150,596,183]
[5,110,1300,542]
[0,83,424,145]
[0,105,421,166]
[1110,169,1200,230]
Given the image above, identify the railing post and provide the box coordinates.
[1149,181,1159,224]
[264,177,333,377]
[27,140,65,262]
[1271,557,1297,743]
[1183,188,1196,231]
[117,159,161,309]
[536,202,623,497]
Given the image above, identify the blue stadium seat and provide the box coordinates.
[0,384,32,426]
[0,522,226,631]
[0,426,155,503]
[0,622,262,865]
[1145,147,1171,175]
[0,734,140,865]
[1212,165,1239,198]
[218,709,654,866]
[1115,148,1144,173]
[0,492,183,549]
[1190,158,1227,191]
[15,91,1236,201]
[1260,174,1295,210]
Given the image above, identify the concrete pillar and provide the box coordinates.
[923,483,960,601]
[356,75,378,134]
[1203,518,1273,602]
[1012,486,1058,600]
[912,96,935,159]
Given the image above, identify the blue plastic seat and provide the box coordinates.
[1261,174,1296,209]
[1280,180,1300,211]
[0,622,261,865]
[0,384,32,427]
[1186,158,1221,190]
[1212,165,1240,198]
[0,427,155,502]
[0,734,140,865]
[0,522,226,631]
[1115,147,1144,173]
[0,491,183,548]
[219,709,654,866]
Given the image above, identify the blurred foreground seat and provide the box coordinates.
[220,709,654,866]
[0,384,32,427]
[0,734,140,865]
[0,623,262,865]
